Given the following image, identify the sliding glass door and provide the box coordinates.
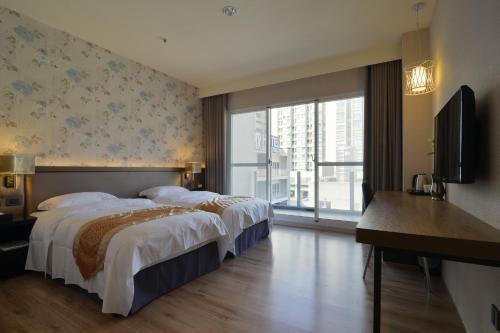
[270,103,315,211]
[230,96,364,221]
[317,97,364,219]
[230,110,269,200]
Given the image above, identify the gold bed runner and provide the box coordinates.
[195,196,253,216]
[73,206,198,280]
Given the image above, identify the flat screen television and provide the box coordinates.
[434,85,475,183]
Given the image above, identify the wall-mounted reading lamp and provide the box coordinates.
[0,155,35,188]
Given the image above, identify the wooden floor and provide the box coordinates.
[0,226,465,333]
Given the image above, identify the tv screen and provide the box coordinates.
[434,85,475,183]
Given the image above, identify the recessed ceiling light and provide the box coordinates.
[222,5,237,17]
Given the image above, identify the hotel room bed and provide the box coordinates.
[140,187,274,255]
[26,197,230,316]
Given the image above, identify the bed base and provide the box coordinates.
[130,241,219,314]
[231,219,270,257]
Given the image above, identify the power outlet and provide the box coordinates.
[5,196,21,206]
[492,304,500,331]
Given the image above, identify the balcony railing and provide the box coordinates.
[272,165,363,214]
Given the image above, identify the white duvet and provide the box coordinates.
[26,198,229,316]
[152,191,274,254]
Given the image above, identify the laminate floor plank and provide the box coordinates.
[0,226,465,333]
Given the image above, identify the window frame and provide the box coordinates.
[228,91,365,220]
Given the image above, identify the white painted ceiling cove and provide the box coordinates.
[0,0,435,92]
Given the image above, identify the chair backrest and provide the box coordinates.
[362,182,374,214]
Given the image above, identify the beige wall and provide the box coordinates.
[228,67,366,112]
[430,1,500,332]
[202,44,399,98]
[401,29,433,190]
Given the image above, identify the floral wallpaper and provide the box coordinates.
[0,7,202,167]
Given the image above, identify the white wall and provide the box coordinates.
[430,1,500,332]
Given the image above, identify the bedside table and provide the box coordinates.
[0,216,36,278]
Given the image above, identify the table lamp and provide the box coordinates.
[185,162,201,189]
[0,155,35,188]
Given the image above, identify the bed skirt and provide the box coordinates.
[130,241,220,314]
[233,219,270,256]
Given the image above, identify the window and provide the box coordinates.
[230,96,364,222]
[230,110,268,200]
[317,97,364,215]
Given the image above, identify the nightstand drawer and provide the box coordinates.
[0,244,29,277]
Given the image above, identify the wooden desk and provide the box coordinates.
[356,192,500,333]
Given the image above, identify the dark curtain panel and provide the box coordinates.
[363,60,403,194]
[202,94,228,194]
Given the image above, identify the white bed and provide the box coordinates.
[26,197,230,316]
[140,187,274,255]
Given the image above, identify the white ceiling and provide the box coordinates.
[0,0,435,92]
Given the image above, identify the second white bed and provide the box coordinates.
[141,187,274,255]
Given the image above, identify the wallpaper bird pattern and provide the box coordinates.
[0,7,202,166]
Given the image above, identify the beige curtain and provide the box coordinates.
[202,94,228,194]
[363,60,403,192]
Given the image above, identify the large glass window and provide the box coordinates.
[317,97,364,218]
[231,165,267,199]
[230,111,268,200]
[230,96,364,222]
[271,103,315,210]
[231,111,267,164]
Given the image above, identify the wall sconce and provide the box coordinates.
[0,155,35,188]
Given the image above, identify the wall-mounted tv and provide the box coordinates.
[434,85,475,184]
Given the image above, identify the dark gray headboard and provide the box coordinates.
[25,166,183,214]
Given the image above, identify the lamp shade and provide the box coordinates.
[185,162,201,174]
[0,155,35,174]
[404,60,435,95]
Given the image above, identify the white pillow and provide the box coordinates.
[139,186,189,199]
[37,192,117,211]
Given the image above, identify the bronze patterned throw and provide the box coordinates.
[195,196,253,215]
[73,206,198,280]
